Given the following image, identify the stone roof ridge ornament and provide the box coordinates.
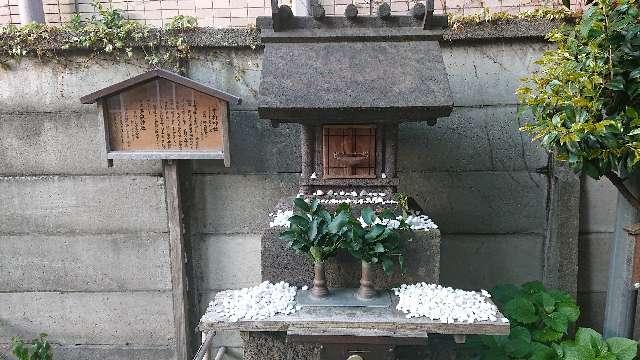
[270,0,293,32]
[261,0,448,32]
[423,0,437,30]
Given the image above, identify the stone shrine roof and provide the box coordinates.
[256,16,454,123]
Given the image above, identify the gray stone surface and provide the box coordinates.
[0,233,171,292]
[440,234,545,290]
[580,176,617,233]
[442,41,551,106]
[577,291,607,333]
[400,170,547,234]
[262,226,440,288]
[193,234,262,290]
[0,111,161,176]
[0,344,176,360]
[544,164,580,296]
[190,173,299,234]
[0,292,174,345]
[258,40,452,121]
[0,57,149,112]
[189,49,262,111]
[398,106,547,172]
[241,332,320,360]
[0,175,167,235]
[578,233,612,293]
[193,111,301,174]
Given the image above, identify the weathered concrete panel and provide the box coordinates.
[399,105,547,172]
[189,49,262,111]
[400,171,547,234]
[580,176,617,233]
[0,292,174,345]
[577,291,607,333]
[578,233,612,293]
[0,175,167,234]
[0,344,176,360]
[0,233,171,292]
[193,111,301,174]
[0,111,161,176]
[0,57,148,112]
[440,234,545,290]
[190,174,298,234]
[443,40,551,106]
[50,346,176,360]
[194,234,262,290]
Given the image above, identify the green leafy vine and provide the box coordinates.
[0,1,197,71]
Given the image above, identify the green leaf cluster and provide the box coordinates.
[469,281,581,360]
[0,1,197,71]
[555,327,637,360]
[278,198,410,273]
[279,197,351,263]
[342,207,410,274]
[518,0,640,181]
[11,334,53,360]
[468,282,638,360]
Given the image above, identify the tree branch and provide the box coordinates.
[605,171,640,209]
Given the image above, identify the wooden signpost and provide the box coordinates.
[81,69,240,165]
[81,69,241,360]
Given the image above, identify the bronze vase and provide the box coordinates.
[357,261,377,300]
[311,261,329,298]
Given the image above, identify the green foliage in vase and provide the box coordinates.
[517,0,640,208]
[279,197,351,263]
[11,334,53,360]
[343,207,410,274]
[468,281,580,359]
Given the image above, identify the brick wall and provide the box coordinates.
[0,0,586,27]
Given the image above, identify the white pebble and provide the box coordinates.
[301,285,308,291]
[394,283,500,324]
[202,281,298,322]
[269,210,293,228]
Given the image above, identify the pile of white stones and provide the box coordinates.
[357,214,438,231]
[394,283,507,324]
[204,281,300,322]
[308,189,399,206]
[404,214,438,231]
[269,209,293,228]
[268,206,438,231]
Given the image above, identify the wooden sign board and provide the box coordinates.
[82,70,241,166]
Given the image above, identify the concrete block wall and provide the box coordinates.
[577,177,618,333]
[0,35,607,359]
[0,58,175,359]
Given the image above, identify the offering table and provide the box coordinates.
[197,292,510,360]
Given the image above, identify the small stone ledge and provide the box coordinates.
[442,18,565,42]
[4,18,564,56]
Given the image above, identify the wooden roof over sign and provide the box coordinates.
[80,68,242,105]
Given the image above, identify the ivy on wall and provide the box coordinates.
[0,2,581,71]
[0,1,196,71]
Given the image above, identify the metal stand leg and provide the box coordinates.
[195,331,216,360]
